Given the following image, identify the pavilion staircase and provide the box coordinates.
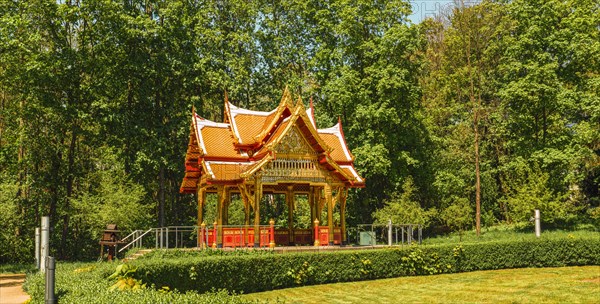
[123,249,153,262]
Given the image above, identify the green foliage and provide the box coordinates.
[107,264,146,291]
[23,262,250,304]
[1,0,598,264]
[372,177,435,227]
[421,0,599,229]
[137,248,274,260]
[441,197,473,240]
[287,261,315,285]
[423,226,600,245]
[502,163,578,224]
[0,181,31,263]
[69,148,152,259]
[127,236,600,294]
[0,263,36,274]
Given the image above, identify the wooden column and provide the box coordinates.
[253,175,262,247]
[196,188,205,248]
[243,195,250,246]
[287,185,294,245]
[238,184,253,247]
[313,186,322,223]
[217,186,226,248]
[325,184,334,245]
[340,188,348,245]
[309,187,315,239]
[223,190,230,226]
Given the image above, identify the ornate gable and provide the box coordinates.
[274,126,318,158]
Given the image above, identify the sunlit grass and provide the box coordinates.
[422,224,600,245]
[242,266,600,303]
[0,263,36,274]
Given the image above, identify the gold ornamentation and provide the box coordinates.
[274,127,316,156]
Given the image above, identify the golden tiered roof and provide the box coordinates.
[180,88,365,193]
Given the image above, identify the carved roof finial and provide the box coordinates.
[281,85,293,108]
[223,90,230,123]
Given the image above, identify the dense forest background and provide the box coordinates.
[1,0,598,262]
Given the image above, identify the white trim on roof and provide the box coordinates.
[341,165,363,183]
[205,161,255,165]
[204,162,215,179]
[318,123,352,161]
[229,102,275,116]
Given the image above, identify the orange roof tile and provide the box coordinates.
[200,126,240,159]
[318,123,353,163]
[233,114,269,145]
[205,161,253,181]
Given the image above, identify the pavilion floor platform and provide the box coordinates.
[195,244,399,254]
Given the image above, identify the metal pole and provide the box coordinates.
[388,219,392,246]
[395,228,398,245]
[41,216,50,273]
[45,256,56,304]
[155,229,158,249]
[175,227,178,248]
[35,228,40,269]
[401,227,405,245]
[534,209,541,237]
[166,227,169,249]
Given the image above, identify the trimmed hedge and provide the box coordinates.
[132,237,600,294]
[23,262,250,304]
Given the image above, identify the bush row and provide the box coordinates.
[132,237,600,294]
[23,262,250,304]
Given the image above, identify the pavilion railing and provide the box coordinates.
[119,222,421,254]
[119,224,282,253]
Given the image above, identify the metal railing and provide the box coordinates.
[352,223,422,246]
[118,228,153,253]
[119,224,280,253]
[118,222,423,254]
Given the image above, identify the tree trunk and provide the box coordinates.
[461,0,481,236]
[60,126,77,259]
[159,164,165,227]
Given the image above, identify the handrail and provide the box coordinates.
[120,230,141,243]
[118,228,153,253]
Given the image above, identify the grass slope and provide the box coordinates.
[243,266,600,304]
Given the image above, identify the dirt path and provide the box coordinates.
[0,274,30,304]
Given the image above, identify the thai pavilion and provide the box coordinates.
[180,88,364,248]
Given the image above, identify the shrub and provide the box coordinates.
[23,262,249,304]
[130,236,600,294]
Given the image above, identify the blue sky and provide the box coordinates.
[408,0,457,23]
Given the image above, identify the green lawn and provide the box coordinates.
[421,225,599,245]
[0,263,36,274]
[242,266,600,303]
